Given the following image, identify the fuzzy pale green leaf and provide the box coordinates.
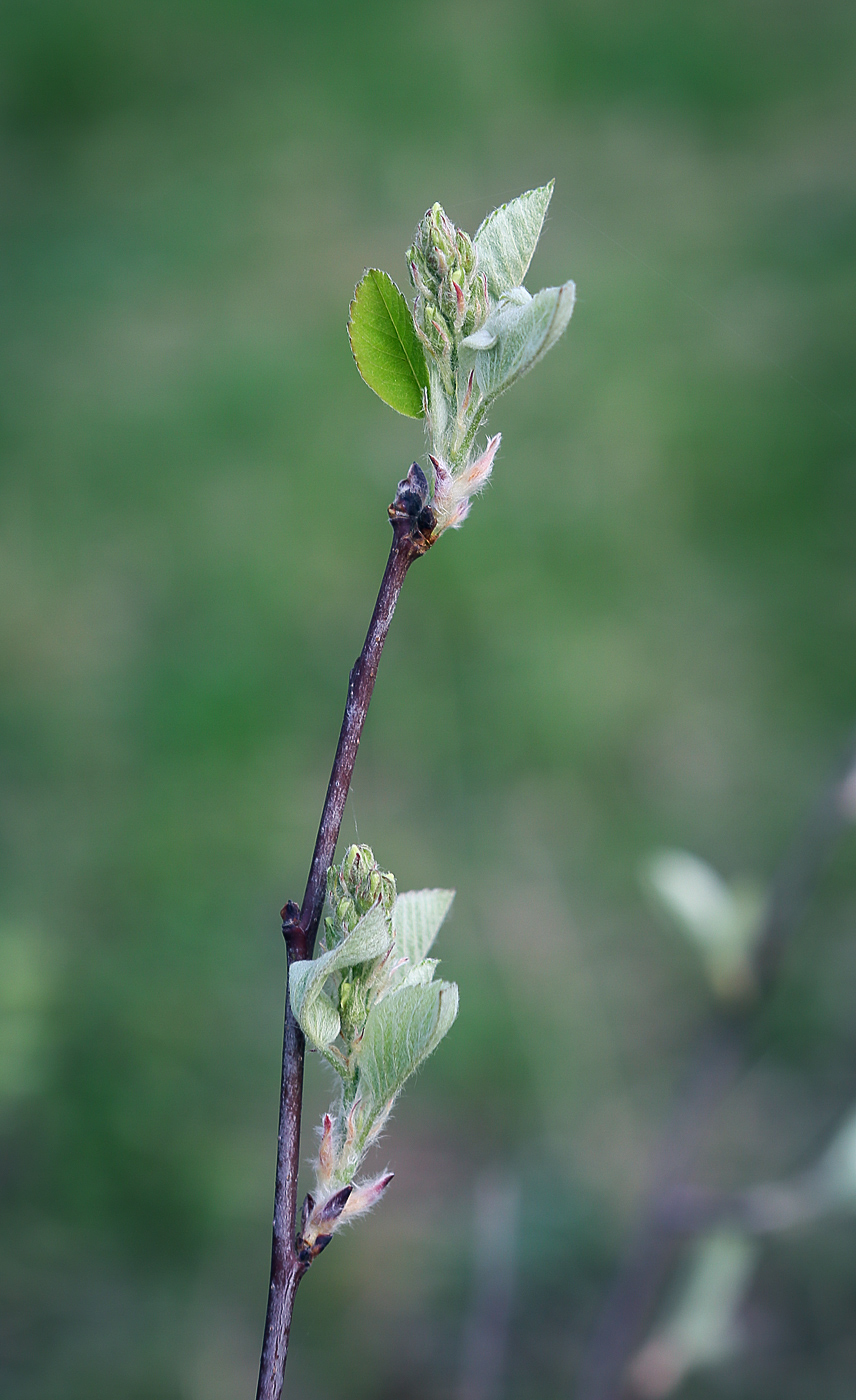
[358,980,458,1109]
[393,888,455,966]
[473,183,554,298]
[396,957,438,990]
[348,269,429,417]
[290,902,393,1049]
[464,281,575,403]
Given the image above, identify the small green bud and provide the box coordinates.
[379,871,396,914]
[462,271,489,336]
[339,975,369,1042]
[408,256,434,303]
[411,203,459,297]
[428,313,451,360]
[438,275,462,328]
[455,227,475,277]
[331,843,397,928]
[336,895,356,931]
[342,844,361,882]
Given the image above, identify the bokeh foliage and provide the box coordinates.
[1,2,856,1396]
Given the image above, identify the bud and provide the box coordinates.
[428,314,452,363]
[341,844,361,882]
[339,1172,395,1222]
[455,227,475,277]
[408,258,433,302]
[409,202,484,353]
[317,1112,335,1189]
[334,843,395,920]
[462,271,489,337]
[323,914,340,950]
[378,870,396,914]
[438,275,460,326]
[451,280,467,332]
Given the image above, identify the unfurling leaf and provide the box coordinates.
[462,280,576,403]
[295,845,459,1255]
[359,979,459,1110]
[473,182,555,299]
[290,901,393,1049]
[393,887,455,966]
[348,269,429,417]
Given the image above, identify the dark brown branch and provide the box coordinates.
[578,732,856,1400]
[255,466,435,1400]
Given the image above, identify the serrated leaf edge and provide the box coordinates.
[347,268,427,418]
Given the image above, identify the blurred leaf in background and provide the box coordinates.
[1,1,856,1397]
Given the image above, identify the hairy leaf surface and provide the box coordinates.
[465,280,576,403]
[359,980,459,1109]
[473,183,554,299]
[290,903,393,1049]
[393,888,455,966]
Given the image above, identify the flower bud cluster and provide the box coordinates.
[322,846,398,1047]
[291,846,459,1264]
[326,843,396,943]
[408,203,488,382]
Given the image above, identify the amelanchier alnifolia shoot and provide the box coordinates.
[290,845,457,1259]
[257,185,574,1400]
[348,181,576,534]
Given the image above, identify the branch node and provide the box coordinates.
[281,901,304,951]
[389,463,436,553]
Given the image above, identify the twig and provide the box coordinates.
[578,732,856,1400]
[255,466,435,1400]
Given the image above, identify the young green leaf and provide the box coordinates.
[393,888,455,966]
[290,902,393,1050]
[464,281,576,403]
[358,980,459,1109]
[473,182,554,299]
[348,269,429,418]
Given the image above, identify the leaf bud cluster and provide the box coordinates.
[348,183,575,539]
[408,203,489,367]
[325,843,397,943]
[290,846,458,1259]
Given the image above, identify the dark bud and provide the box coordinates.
[300,1192,315,1235]
[318,1184,353,1224]
[389,462,436,549]
[393,462,430,519]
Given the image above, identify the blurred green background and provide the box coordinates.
[2,1,856,1396]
